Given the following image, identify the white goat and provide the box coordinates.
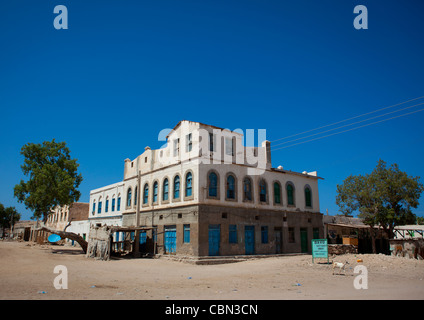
[332,261,349,275]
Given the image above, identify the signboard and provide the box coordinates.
[312,239,328,263]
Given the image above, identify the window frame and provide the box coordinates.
[207,170,220,199]
[126,188,132,208]
[143,183,149,206]
[286,182,295,207]
[273,181,282,206]
[304,185,312,208]
[173,174,181,201]
[184,171,193,200]
[225,173,237,201]
[259,179,268,204]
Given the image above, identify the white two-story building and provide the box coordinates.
[89,120,323,257]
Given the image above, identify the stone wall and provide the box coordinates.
[390,239,424,259]
[328,244,358,255]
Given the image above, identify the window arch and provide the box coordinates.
[259,179,267,203]
[105,196,109,213]
[286,182,295,206]
[127,188,132,208]
[185,172,193,197]
[226,174,236,200]
[143,183,149,204]
[134,186,138,206]
[163,178,169,201]
[274,182,282,205]
[92,200,96,215]
[112,195,116,212]
[98,196,102,214]
[208,171,219,198]
[243,177,253,201]
[173,175,180,199]
[304,185,312,208]
[153,181,158,203]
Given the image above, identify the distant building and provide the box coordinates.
[89,120,324,256]
[45,202,90,242]
[12,220,36,241]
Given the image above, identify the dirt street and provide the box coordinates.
[0,241,423,300]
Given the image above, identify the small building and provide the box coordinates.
[41,202,90,244]
[12,220,36,241]
[324,215,389,254]
[390,225,424,259]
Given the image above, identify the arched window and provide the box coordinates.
[98,197,102,214]
[274,182,281,204]
[173,175,180,199]
[143,183,149,204]
[163,178,169,201]
[105,197,109,212]
[259,179,267,202]
[112,196,116,212]
[153,181,158,203]
[117,194,121,211]
[305,186,312,207]
[226,175,235,199]
[134,186,138,206]
[127,188,132,207]
[243,177,252,201]
[208,172,218,197]
[92,201,96,215]
[185,172,193,197]
[287,183,295,206]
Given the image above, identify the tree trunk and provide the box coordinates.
[38,226,88,254]
[369,225,377,254]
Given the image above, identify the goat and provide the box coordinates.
[332,261,349,275]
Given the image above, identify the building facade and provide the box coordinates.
[89,120,324,256]
[45,202,90,244]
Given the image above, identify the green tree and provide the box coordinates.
[336,159,423,253]
[0,204,21,238]
[13,140,88,252]
[14,139,83,222]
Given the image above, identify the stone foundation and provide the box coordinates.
[328,244,358,255]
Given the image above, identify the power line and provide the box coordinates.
[272,102,424,148]
[271,107,424,151]
[270,95,424,143]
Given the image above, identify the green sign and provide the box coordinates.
[312,239,328,263]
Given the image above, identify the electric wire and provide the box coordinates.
[270,96,424,144]
[271,106,424,151]
[272,102,424,148]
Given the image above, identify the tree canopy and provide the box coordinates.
[336,159,424,239]
[14,139,83,222]
[0,203,21,237]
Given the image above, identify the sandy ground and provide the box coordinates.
[0,241,423,300]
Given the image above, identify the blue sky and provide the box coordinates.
[1,0,424,220]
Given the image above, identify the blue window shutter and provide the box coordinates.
[184,224,190,243]
[229,225,237,244]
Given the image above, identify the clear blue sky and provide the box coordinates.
[1,0,424,220]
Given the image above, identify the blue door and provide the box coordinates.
[139,231,147,253]
[164,225,176,254]
[208,225,220,256]
[245,226,255,255]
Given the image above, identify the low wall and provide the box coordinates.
[389,239,424,260]
[328,244,358,255]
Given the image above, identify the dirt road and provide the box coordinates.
[0,241,423,300]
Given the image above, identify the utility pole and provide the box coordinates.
[133,157,141,258]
